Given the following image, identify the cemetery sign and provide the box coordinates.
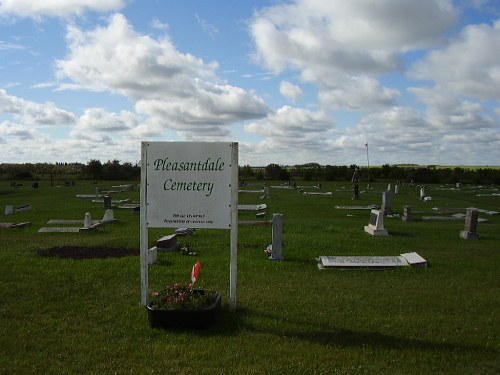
[145,142,234,229]
[140,141,239,309]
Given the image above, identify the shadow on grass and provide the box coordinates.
[192,308,497,356]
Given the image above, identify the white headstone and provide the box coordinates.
[364,209,388,236]
[420,187,426,200]
[83,212,92,229]
[4,205,14,216]
[102,209,114,222]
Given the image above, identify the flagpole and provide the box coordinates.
[365,143,370,189]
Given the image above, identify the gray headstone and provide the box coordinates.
[269,213,284,260]
[156,234,178,250]
[460,208,479,239]
[402,205,413,222]
[364,209,388,236]
[382,191,392,215]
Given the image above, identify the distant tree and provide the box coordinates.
[265,163,289,180]
[85,159,103,179]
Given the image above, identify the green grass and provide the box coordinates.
[1,180,499,374]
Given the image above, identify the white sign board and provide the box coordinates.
[140,141,239,309]
[144,142,234,229]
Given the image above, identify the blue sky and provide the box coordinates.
[1,0,499,166]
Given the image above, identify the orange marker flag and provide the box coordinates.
[191,260,202,285]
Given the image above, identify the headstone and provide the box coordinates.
[402,205,413,222]
[420,187,426,200]
[103,195,112,209]
[148,247,158,264]
[156,234,179,250]
[175,228,195,236]
[83,212,92,229]
[102,209,115,222]
[4,205,14,216]
[260,186,270,199]
[460,208,479,239]
[364,209,388,236]
[269,213,284,260]
[400,252,427,267]
[381,191,392,215]
[387,183,391,191]
[351,167,360,200]
[456,182,461,189]
[318,255,407,269]
[317,252,427,269]
[394,184,399,194]
[15,205,32,212]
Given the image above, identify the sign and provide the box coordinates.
[140,141,239,310]
[145,142,234,229]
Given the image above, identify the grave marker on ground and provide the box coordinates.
[382,191,392,215]
[317,252,426,269]
[402,205,413,222]
[364,209,388,236]
[460,208,479,239]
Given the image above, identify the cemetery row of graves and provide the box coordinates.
[1,178,499,373]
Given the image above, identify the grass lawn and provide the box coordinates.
[1,180,499,374]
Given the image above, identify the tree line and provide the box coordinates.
[1,161,499,184]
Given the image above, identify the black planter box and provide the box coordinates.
[147,292,221,329]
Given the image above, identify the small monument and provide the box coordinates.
[402,205,413,222]
[351,167,360,200]
[103,195,112,209]
[269,213,284,260]
[460,208,479,239]
[83,212,92,229]
[394,184,399,194]
[420,186,426,200]
[4,205,14,216]
[102,209,115,222]
[381,191,392,215]
[364,209,388,236]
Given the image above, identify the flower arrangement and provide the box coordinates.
[148,260,218,311]
[149,282,218,310]
[146,261,221,328]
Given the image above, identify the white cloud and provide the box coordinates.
[411,20,500,100]
[280,81,303,103]
[410,87,495,130]
[249,0,454,112]
[0,0,126,19]
[250,0,456,74]
[55,14,270,138]
[196,14,218,38]
[0,120,36,139]
[242,106,336,163]
[0,89,76,126]
[318,76,400,111]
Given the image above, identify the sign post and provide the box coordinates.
[140,142,238,309]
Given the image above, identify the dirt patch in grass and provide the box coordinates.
[37,246,138,259]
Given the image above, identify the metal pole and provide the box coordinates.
[365,143,370,188]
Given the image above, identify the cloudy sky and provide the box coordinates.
[1,0,499,166]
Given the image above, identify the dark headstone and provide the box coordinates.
[103,195,112,209]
